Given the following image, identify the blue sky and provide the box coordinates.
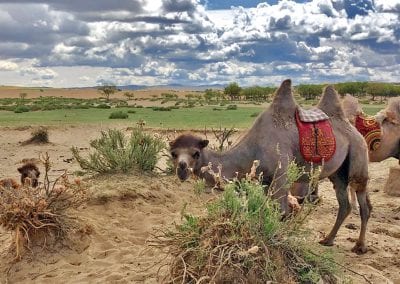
[0,0,399,87]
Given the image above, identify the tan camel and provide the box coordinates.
[343,95,400,162]
[342,95,400,207]
[170,79,371,254]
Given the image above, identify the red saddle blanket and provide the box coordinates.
[355,115,381,151]
[295,110,336,163]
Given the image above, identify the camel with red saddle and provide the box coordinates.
[342,95,400,201]
[170,79,371,254]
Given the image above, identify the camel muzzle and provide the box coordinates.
[176,167,190,181]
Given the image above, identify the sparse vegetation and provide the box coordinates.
[0,153,88,260]
[109,111,128,119]
[151,174,338,283]
[22,127,49,145]
[71,128,165,174]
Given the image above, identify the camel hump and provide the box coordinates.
[271,79,297,114]
[318,85,345,120]
[342,94,362,118]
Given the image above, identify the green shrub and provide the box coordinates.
[226,104,237,110]
[152,106,172,111]
[250,112,260,117]
[96,103,111,109]
[14,105,30,113]
[71,128,165,173]
[153,163,338,283]
[127,110,136,114]
[109,111,129,119]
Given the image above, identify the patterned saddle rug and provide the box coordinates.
[355,115,381,151]
[295,108,336,163]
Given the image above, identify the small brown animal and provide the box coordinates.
[17,162,40,187]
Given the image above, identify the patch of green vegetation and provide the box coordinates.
[0,102,385,129]
[109,111,129,119]
[71,128,165,174]
[13,105,30,113]
[156,174,339,283]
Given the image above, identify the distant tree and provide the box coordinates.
[335,82,368,97]
[224,82,241,100]
[204,89,219,101]
[296,84,323,100]
[98,85,117,101]
[19,92,27,102]
[124,91,135,100]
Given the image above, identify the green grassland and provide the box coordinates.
[0,103,384,129]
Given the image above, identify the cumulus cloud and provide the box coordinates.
[0,0,399,87]
[0,60,18,71]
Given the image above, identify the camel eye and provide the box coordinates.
[171,152,177,159]
[192,151,200,159]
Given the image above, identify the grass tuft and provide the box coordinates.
[150,174,338,283]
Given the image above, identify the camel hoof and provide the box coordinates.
[319,238,334,246]
[351,242,367,254]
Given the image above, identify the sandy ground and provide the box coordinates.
[0,125,399,283]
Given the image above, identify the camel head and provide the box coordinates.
[169,134,209,181]
[18,163,40,187]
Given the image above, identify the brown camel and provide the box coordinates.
[170,79,371,254]
[17,162,40,187]
[0,162,40,189]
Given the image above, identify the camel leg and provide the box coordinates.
[351,183,371,254]
[320,173,351,246]
[349,186,358,214]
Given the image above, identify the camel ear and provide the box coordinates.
[17,167,23,173]
[199,140,209,149]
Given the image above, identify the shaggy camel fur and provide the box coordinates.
[18,162,40,187]
[170,79,371,254]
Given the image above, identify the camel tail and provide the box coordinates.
[317,85,346,120]
[271,79,297,115]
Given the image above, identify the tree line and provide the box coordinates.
[221,81,400,101]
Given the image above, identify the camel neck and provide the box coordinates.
[197,139,255,181]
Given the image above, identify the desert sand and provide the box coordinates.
[0,125,399,283]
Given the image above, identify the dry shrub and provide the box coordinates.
[150,163,338,283]
[22,127,49,145]
[0,153,88,260]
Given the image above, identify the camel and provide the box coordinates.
[0,163,41,189]
[342,95,400,208]
[170,79,371,254]
[342,95,400,162]
[18,162,40,187]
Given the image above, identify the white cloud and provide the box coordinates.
[0,60,18,71]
